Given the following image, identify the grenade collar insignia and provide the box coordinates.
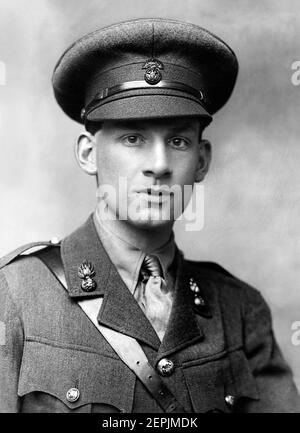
[189,277,205,307]
[78,260,97,292]
[142,58,164,85]
[188,276,212,318]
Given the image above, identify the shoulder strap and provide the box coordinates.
[36,246,186,413]
[36,246,67,288]
[0,241,60,269]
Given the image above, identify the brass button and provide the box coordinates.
[157,358,175,376]
[66,387,80,403]
[225,394,235,407]
[50,237,60,245]
[80,108,86,120]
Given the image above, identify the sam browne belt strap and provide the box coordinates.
[36,246,186,413]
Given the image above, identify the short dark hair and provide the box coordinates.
[86,121,103,135]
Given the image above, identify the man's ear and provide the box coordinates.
[75,132,97,176]
[195,139,212,182]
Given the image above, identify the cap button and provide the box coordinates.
[80,108,86,121]
[50,237,60,245]
[66,387,80,403]
[225,394,235,407]
[157,358,175,377]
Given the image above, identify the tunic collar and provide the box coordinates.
[92,212,176,294]
[60,214,212,351]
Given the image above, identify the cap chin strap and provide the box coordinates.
[36,246,187,413]
[82,80,206,121]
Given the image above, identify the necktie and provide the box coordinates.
[143,254,163,278]
[139,254,173,341]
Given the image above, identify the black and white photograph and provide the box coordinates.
[0,0,300,416]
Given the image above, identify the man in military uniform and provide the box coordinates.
[0,18,299,413]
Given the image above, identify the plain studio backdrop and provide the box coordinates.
[0,0,300,392]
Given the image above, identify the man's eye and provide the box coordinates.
[169,137,189,149]
[122,135,143,146]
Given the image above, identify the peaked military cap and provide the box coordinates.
[52,18,238,126]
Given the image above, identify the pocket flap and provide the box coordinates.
[18,339,135,412]
[182,350,259,413]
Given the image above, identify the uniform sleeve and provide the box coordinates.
[242,287,300,413]
[0,271,24,412]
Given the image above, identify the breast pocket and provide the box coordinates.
[18,339,135,413]
[182,350,260,413]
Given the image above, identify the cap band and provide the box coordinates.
[82,80,205,120]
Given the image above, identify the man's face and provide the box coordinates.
[92,117,209,229]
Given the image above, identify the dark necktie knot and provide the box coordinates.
[142,254,163,278]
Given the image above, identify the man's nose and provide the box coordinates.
[142,140,172,180]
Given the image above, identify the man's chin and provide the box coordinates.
[125,211,175,231]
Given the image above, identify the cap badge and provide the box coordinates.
[142,58,164,85]
[78,260,97,292]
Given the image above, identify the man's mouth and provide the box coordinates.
[134,186,173,203]
[137,186,171,196]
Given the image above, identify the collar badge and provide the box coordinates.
[189,277,205,307]
[78,260,97,292]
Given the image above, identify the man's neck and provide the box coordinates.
[94,207,174,252]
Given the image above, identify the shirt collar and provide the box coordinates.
[93,212,176,294]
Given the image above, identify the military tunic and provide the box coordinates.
[92,212,176,340]
[0,215,299,413]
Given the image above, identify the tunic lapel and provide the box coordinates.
[61,215,160,350]
[97,264,161,350]
[157,250,212,358]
